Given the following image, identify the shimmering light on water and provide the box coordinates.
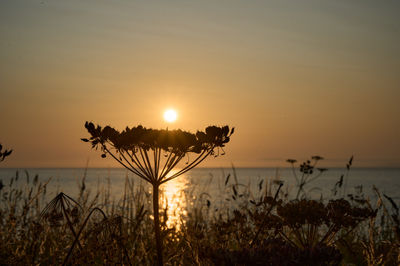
[159,170,189,229]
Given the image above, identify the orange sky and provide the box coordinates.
[1,0,399,168]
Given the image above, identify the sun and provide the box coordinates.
[163,109,178,123]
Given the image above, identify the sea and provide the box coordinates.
[0,167,399,201]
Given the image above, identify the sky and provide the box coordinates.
[1,0,399,168]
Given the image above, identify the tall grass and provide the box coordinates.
[0,167,399,265]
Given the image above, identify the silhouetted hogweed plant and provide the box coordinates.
[203,184,375,265]
[40,190,128,265]
[276,198,375,249]
[82,121,234,265]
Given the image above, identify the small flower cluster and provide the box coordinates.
[299,160,314,174]
[286,156,328,199]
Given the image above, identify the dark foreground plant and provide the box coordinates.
[82,122,234,265]
[202,194,375,265]
[0,144,12,162]
[286,156,327,199]
[1,166,398,265]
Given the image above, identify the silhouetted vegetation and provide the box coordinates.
[0,144,12,162]
[286,156,327,199]
[1,163,399,265]
[82,122,234,265]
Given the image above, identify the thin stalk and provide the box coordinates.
[295,172,306,199]
[250,183,283,247]
[159,151,173,179]
[63,207,107,266]
[159,153,179,181]
[156,148,162,178]
[332,225,359,245]
[143,149,155,179]
[128,151,151,180]
[159,153,185,182]
[293,227,306,248]
[170,149,210,176]
[60,200,82,250]
[161,148,213,183]
[103,146,150,183]
[300,225,307,246]
[290,163,298,184]
[139,148,154,179]
[318,225,336,245]
[153,148,160,179]
[172,148,214,177]
[153,184,163,266]
[118,150,148,180]
[279,231,298,248]
[342,164,351,198]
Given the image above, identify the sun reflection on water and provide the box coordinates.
[159,170,189,230]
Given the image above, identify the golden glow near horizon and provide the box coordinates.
[163,109,178,123]
[0,1,400,167]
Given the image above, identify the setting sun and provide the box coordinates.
[163,109,178,123]
[1,1,400,265]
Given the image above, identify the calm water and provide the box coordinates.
[1,167,399,227]
[1,167,399,199]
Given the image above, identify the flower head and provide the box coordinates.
[82,122,233,156]
[82,122,234,184]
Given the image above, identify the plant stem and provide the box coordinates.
[250,183,283,247]
[153,183,163,266]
